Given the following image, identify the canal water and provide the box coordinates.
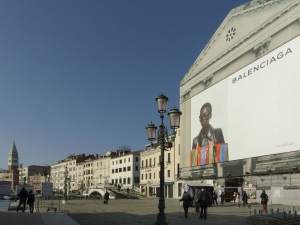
[0,200,14,211]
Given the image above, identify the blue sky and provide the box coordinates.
[0,0,248,168]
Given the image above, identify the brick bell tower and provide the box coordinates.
[8,140,19,171]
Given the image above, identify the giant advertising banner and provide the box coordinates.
[191,35,300,165]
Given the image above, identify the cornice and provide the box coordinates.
[180,0,299,87]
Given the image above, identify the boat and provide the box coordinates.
[0,196,13,200]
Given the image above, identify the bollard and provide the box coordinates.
[295,210,297,216]
[283,212,286,218]
[250,211,252,216]
[254,209,257,215]
[259,210,262,215]
[289,211,291,217]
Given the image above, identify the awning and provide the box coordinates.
[186,181,213,187]
[165,182,174,185]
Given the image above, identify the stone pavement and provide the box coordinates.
[0,198,290,225]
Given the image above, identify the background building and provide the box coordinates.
[110,147,142,190]
[141,130,181,198]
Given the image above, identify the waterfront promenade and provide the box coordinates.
[0,198,285,225]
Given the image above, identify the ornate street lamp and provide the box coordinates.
[146,93,182,225]
[63,167,69,202]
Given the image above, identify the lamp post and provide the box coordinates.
[146,93,182,225]
[62,167,69,203]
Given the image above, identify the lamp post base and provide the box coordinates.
[154,216,169,225]
[154,198,169,225]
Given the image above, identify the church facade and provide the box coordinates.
[179,0,300,205]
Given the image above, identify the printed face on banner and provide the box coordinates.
[190,36,300,165]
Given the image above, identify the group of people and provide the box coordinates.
[180,188,269,219]
[180,187,210,220]
[16,187,35,213]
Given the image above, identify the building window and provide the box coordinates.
[123,167,126,172]
[112,169,114,174]
[123,178,126,184]
[149,158,152,167]
[135,166,138,171]
[154,172,155,179]
[115,169,118,173]
[178,144,180,155]
[124,159,126,163]
[129,157,131,162]
[168,170,170,177]
[119,168,122,172]
[135,157,138,162]
[154,157,155,166]
[149,173,151,179]
[167,153,171,163]
[134,177,139,183]
[146,159,148,168]
[127,166,131,171]
[142,160,144,168]
[127,177,130,184]
[112,161,114,165]
[119,159,122,164]
[142,174,143,180]
[146,173,148,180]
[116,161,118,164]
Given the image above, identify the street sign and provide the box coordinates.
[41,182,53,196]
[0,181,11,196]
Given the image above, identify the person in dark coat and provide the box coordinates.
[180,191,192,218]
[198,188,210,220]
[104,190,110,204]
[17,187,28,212]
[193,188,200,213]
[27,190,35,213]
[212,191,218,205]
[219,191,225,206]
[242,191,249,208]
[260,190,269,212]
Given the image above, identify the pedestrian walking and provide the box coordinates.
[236,191,240,208]
[198,187,210,220]
[212,191,218,205]
[16,187,28,212]
[179,191,192,218]
[27,190,35,213]
[260,190,269,212]
[219,191,225,206]
[104,190,110,204]
[193,188,200,213]
[242,191,250,208]
[233,191,236,203]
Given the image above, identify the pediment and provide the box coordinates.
[180,0,300,87]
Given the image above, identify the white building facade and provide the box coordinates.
[110,150,142,189]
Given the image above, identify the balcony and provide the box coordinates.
[166,160,171,165]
